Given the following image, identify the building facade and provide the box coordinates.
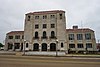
[5,31,24,51]
[4,10,97,53]
[66,26,97,53]
[24,10,67,51]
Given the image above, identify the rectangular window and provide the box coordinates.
[8,36,13,39]
[86,43,92,48]
[43,24,47,28]
[26,43,28,48]
[43,15,47,19]
[61,43,64,48]
[35,16,39,19]
[77,44,83,48]
[35,24,39,29]
[59,14,62,19]
[77,34,83,40]
[51,24,55,28]
[51,15,55,19]
[69,44,75,48]
[27,15,30,21]
[15,35,20,39]
[85,33,91,40]
[69,34,74,40]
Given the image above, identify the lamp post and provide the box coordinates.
[56,39,58,57]
[23,40,26,55]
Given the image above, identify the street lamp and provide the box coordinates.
[56,39,58,57]
[23,40,26,55]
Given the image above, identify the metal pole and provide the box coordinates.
[23,40,26,55]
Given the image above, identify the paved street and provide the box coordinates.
[0,55,100,67]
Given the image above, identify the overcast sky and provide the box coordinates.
[0,0,100,44]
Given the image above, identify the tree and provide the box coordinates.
[0,43,4,47]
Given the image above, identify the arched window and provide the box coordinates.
[35,31,38,38]
[51,31,55,38]
[43,31,46,38]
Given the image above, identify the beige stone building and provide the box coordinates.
[5,31,24,51]
[66,26,97,53]
[24,10,67,51]
[4,10,97,53]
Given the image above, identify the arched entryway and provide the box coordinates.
[33,43,39,51]
[50,43,56,51]
[42,43,47,51]
[8,43,13,50]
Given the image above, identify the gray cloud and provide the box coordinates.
[0,0,100,44]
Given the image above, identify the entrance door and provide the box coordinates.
[42,43,47,51]
[33,43,39,51]
[50,43,56,51]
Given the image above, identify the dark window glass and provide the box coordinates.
[51,31,55,38]
[59,14,62,19]
[22,35,24,39]
[61,43,64,48]
[15,35,20,39]
[77,34,83,40]
[43,31,46,38]
[85,33,91,40]
[51,24,55,28]
[35,24,39,29]
[26,43,28,48]
[35,31,38,38]
[69,34,74,40]
[27,15,30,21]
[77,44,83,48]
[43,24,47,28]
[69,44,75,48]
[51,15,55,19]
[86,43,92,48]
[43,15,47,19]
[8,36,13,39]
[35,16,39,19]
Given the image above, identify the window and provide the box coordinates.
[85,33,91,40]
[43,24,47,28]
[22,35,24,39]
[51,15,55,19]
[51,24,55,28]
[68,34,74,40]
[59,14,62,19]
[35,31,38,38]
[43,15,47,19]
[86,43,92,48]
[51,31,55,38]
[8,36,13,39]
[26,43,28,48]
[27,15,30,21]
[77,34,83,40]
[69,44,75,48]
[77,44,83,48]
[14,43,20,49]
[43,31,47,38]
[15,35,20,39]
[61,43,64,48]
[35,16,39,19]
[35,24,39,29]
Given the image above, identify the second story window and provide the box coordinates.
[35,31,38,38]
[61,43,64,48]
[43,24,47,28]
[26,43,28,48]
[51,24,55,28]
[43,31,47,38]
[8,36,13,39]
[51,15,55,19]
[85,33,91,40]
[59,14,62,19]
[77,34,83,40]
[35,24,39,29]
[15,35,20,39]
[68,34,74,40]
[51,31,55,38]
[35,16,39,19]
